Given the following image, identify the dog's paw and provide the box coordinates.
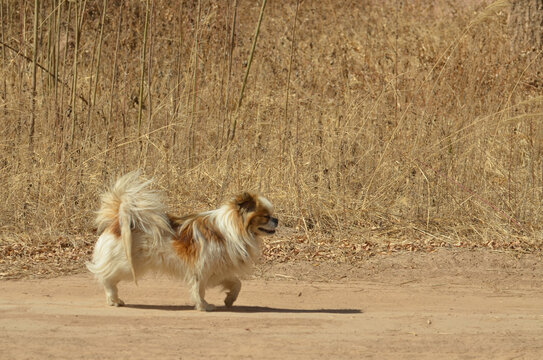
[196,302,215,312]
[107,297,125,307]
[224,294,237,308]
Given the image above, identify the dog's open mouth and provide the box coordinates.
[258,227,276,234]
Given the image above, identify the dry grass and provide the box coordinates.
[1,0,543,277]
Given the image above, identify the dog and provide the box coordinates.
[86,172,278,311]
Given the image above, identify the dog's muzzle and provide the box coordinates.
[258,217,278,234]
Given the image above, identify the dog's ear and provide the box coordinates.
[235,192,256,212]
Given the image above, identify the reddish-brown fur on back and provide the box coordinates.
[194,217,225,244]
[169,214,227,265]
[169,216,199,265]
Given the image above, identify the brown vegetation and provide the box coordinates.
[1,0,543,277]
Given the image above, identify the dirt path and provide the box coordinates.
[1,249,543,359]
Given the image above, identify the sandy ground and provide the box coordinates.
[1,249,543,359]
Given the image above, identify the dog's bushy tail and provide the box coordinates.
[95,171,172,284]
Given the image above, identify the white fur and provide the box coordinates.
[86,172,276,311]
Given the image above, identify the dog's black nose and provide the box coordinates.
[271,217,278,226]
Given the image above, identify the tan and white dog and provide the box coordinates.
[86,172,278,311]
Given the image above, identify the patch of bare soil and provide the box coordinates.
[1,248,543,359]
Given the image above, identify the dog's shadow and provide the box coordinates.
[125,304,362,314]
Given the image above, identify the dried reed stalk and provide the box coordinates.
[70,0,79,147]
[188,0,202,166]
[228,0,267,143]
[137,0,151,155]
[92,0,107,107]
[0,0,6,101]
[282,0,300,158]
[29,0,38,152]
[221,0,237,148]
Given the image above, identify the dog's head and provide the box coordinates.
[232,192,278,236]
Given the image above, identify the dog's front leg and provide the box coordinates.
[222,277,241,307]
[190,278,215,311]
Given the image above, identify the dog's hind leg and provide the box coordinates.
[222,277,241,307]
[103,279,125,307]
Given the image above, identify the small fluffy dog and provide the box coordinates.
[86,172,278,311]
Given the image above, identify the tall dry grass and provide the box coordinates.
[1,0,542,249]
